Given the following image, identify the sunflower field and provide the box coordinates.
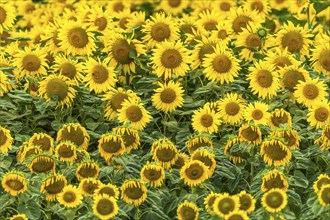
[0,0,330,219]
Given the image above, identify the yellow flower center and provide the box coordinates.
[110,93,128,112]
[68,27,88,48]
[281,31,303,53]
[200,114,213,127]
[185,163,204,179]
[23,54,41,71]
[92,65,109,84]
[252,109,263,120]
[124,185,144,199]
[225,102,240,116]
[168,0,181,7]
[6,179,24,191]
[94,17,107,31]
[319,50,330,71]
[0,7,6,24]
[282,70,305,92]
[264,142,288,160]
[97,198,114,215]
[151,22,171,42]
[46,78,69,101]
[257,70,273,88]
[302,84,319,100]
[160,88,177,103]
[212,55,232,73]
[126,105,143,122]
[112,39,134,64]
[161,49,182,69]
[63,191,76,203]
[315,107,329,122]
[0,130,7,145]
[232,15,252,33]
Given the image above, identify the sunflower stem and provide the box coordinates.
[134,206,140,220]
[250,147,255,185]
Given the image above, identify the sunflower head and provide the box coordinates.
[213,193,240,218]
[269,109,292,129]
[55,141,77,164]
[98,133,126,159]
[29,155,56,174]
[224,136,246,164]
[0,126,13,154]
[112,126,140,152]
[76,161,100,181]
[204,192,221,213]
[57,184,83,208]
[313,174,330,193]
[174,152,190,169]
[186,135,214,154]
[95,183,120,200]
[56,123,90,150]
[140,162,165,188]
[260,139,292,167]
[28,132,54,153]
[192,105,222,134]
[238,124,262,145]
[40,173,67,201]
[262,170,289,192]
[152,140,178,168]
[237,190,256,213]
[307,101,330,128]
[218,93,245,125]
[121,179,148,206]
[261,188,288,213]
[79,178,101,197]
[93,193,119,219]
[180,160,209,187]
[1,171,28,196]
[191,149,216,176]
[318,184,330,207]
[177,200,199,220]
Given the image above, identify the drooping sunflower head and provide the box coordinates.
[79,177,101,197]
[180,160,209,187]
[112,126,140,152]
[152,140,178,168]
[174,152,190,169]
[260,139,292,167]
[191,149,216,176]
[177,200,199,220]
[271,129,301,150]
[237,190,256,213]
[213,193,240,218]
[57,184,83,208]
[56,123,90,150]
[93,193,119,220]
[279,65,310,93]
[218,93,246,125]
[0,3,16,34]
[28,132,54,153]
[140,162,165,188]
[192,105,222,134]
[262,169,289,192]
[40,173,67,201]
[261,188,288,213]
[76,161,100,181]
[186,135,214,154]
[239,124,262,145]
[9,214,29,220]
[1,171,28,196]
[318,184,330,207]
[95,183,120,200]
[55,141,77,164]
[204,192,221,213]
[0,126,13,154]
[98,132,126,159]
[29,155,56,174]
[268,108,292,129]
[224,136,246,164]
[313,174,330,193]
[121,179,148,206]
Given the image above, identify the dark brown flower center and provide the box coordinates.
[119,17,129,30]
[180,24,195,34]
[200,114,213,127]
[0,31,10,46]
[302,84,319,100]
[241,126,260,141]
[60,127,85,147]
[92,65,109,84]
[45,179,65,194]
[225,102,240,116]
[82,181,99,195]
[6,179,24,191]
[0,130,7,146]
[23,54,41,71]
[151,22,171,42]
[110,93,128,112]
[112,39,135,64]
[218,29,228,40]
[168,0,181,7]
[315,107,329,122]
[46,78,69,101]
[274,56,292,69]
[193,153,213,167]
[113,2,124,12]
[264,142,288,160]
[175,156,186,168]
[252,109,263,120]
[58,144,74,158]
[251,1,264,12]
[220,2,231,11]
[271,113,289,127]
[239,194,252,211]
[25,3,35,13]
[281,31,303,53]
[31,157,55,173]
[185,163,204,179]
[160,88,176,103]
[97,198,114,215]
[124,185,144,199]
[180,206,196,220]
[283,132,297,147]
[265,191,284,208]
[161,49,182,69]
[321,187,330,204]
[264,174,285,190]
[121,130,136,148]
[63,191,76,202]
[68,27,88,48]
[282,70,305,92]
[218,198,235,214]
[317,178,330,191]
[156,147,176,162]
[319,50,330,71]
[232,15,252,33]
[203,20,218,31]
[0,7,7,24]
[198,43,216,61]
[94,17,107,31]
[212,55,232,73]
[126,105,143,122]
[228,215,244,220]
[99,187,116,197]
[257,70,273,88]
[144,168,162,181]
[59,63,76,79]
[78,164,98,179]
[32,136,52,151]
[101,139,123,153]
[246,34,261,50]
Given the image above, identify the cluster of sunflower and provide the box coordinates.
[0,0,330,219]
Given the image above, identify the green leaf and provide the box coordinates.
[289,170,309,188]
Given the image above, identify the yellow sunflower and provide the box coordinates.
[55,141,77,164]
[195,10,223,35]
[0,3,16,34]
[151,40,191,80]
[238,124,262,145]
[93,194,119,220]
[12,46,48,79]
[29,155,56,174]
[84,57,117,94]
[293,78,328,108]
[57,184,83,208]
[260,139,292,167]
[262,170,289,192]
[76,161,99,181]
[0,70,10,97]
[98,133,126,159]
[140,162,165,188]
[107,0,130,13]
[142,12,180,48]
[52,54,84,85]
[117,98,151,131]
[41,19,63,54]
[177,200,199,220]
[103,33,146,74]
[186,134,214,154]
[151,138,178,168]
[244,0,271,19]
[56,123,90,150]
[40,173,67,201]
[315,124,330,150]
[191,149,216,176]
[190,36,218,70]
[176,14,198,36]
[261,189,288,213]
[28,132,54,153]
[247,61,280,99]
[271,21,312,56]
[18,145,42,163]
[121,179,148,206]
[237,190,256,213]
[151,80,184,113]
[38,74,77,109]
[318,184,330,207]
[311,40,330,76]
[287,0,309,15]
[58,21,96,55]
[9,214,28,220]
[192,105,222,134]
[209,20,233,45]
[218,93,246,125]
[158,0,190,15]
[243,101,270,125]
[213,193,240,218]
[271,129,301,150]
[307,100,330,128]
[313,174,330,193]
[225,210,249,220]
[94,183,120,200]
[268,108,292,129]
[180,160,209,187]
[174,152,190,169]
[215,0,237,14]
[79,178,102,197]
[279,64,311,93]
[112,126,140,152]
[2,171,28,196]
[202,43,240,84]
[86,5,112,33]
[228,6,263,34]
[269,0,288,10]
[204,192,221,213]
[224,136,246,164]
[126,11,146,31]
[0,126,13,154]
[265,48,300,71]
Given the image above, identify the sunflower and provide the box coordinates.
[76,161,100,181]
[315,124,330,150]
[56,123,90,150]
[195,10,222,35]
[140,162,165,188]
[228,6,263,34]
[94,183,120,200]
[293,78,327,108]
[191,149,216,176]
[190,36,218,70]
[58,21,96,55]
[84,57,117,94]
[272,21,312,56]
[202,43,240,84]
[52,54,84,85]
[180,160,209,187]
[265,48,300,70]
[239,124,262,145]
[279,65,311,93]
[98,133,126,159]
[151,138,178,168]
[237,190,256,213]
[0,70,10,97]
[107,0,130,13]
[215,0,236,14]
[0,126,13,154]
[112,126,140,152]
[262,170,289,192]
[209,20,233,45]
[177,200,199,220]
[243,101,271,125]
[121,179,148,206]
[126,11,146,31]
[103,33,146,74]
[247,61,280,99]
[311,41,330,76]
[2,171,28,196]
[204,192,221,213]
[12,46,48,79]
[174,152,190,169]
[218,93,246,125]
[86,5,112,33]
[38,74,77,109]
[41,19,63,54]
[271,129,301,150]
[142,12,180,48]
[268,109,292,129]
[9,214,28,220]
[19,145,42,163]
[318,184,330,207]
[192,106,221,133]
[117,98,151,131]
[29,155,56,174]
[79,178,101,197]
[57,184,83,208]
[158,0,189,15]
[186,135,214,154]
[55,141,77,164]
[151,40,191,80]
[0,3,16,34]
[151,80,184,113]
[287,0,309,15]
[40,173,67,201]
[213,193,240,218]
[269,0,288,10]
[24,79,39,97]
[93,194,119,220]
[262,189,288,213]
[224,136,246,164]
[28,132,54,153]
[313,174,330,193]
[244,0,271,19]
[260,139,292,167]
